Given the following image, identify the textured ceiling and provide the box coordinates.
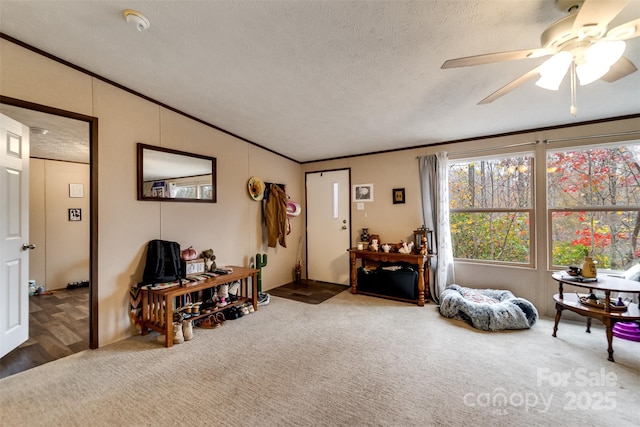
[1,1,639,163]
[0,104,90,164]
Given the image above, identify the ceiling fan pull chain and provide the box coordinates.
[570,62,577,117]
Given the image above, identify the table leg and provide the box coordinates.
[165,319,173,348]
[417,262,425,307]
[141,290,149,336]
[585,317,592,333]
[251,273,258,312]
[165,298,173,348]
[605,320,615,362]
[350,253,357,294]
[552,303,563,337]
[423,258,431,303]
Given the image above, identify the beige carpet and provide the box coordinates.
[1,292,638,426]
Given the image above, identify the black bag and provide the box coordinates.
[140,239,183,287]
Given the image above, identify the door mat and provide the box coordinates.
[269,280,349,304]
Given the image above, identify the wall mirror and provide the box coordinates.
[137,143,216,202]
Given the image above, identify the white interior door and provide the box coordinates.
[306,169,350,284]
[0,113,30,358]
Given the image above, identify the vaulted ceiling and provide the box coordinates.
[1,0,639,163]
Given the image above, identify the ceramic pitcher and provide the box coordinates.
[182,320,193,341]
[581,256,597,278]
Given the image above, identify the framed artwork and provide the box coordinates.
[393,188,405,204]
[68,208,82,221]
[69,183,84,198]
[353,184,373,202]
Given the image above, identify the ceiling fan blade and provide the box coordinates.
[600,56,637,82]
[441,48,555,69]
[478,66,542,105]
[572,0,628,37]
[606,18,640,40]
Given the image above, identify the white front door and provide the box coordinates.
[306,169,350,284]
[0,113,30,358]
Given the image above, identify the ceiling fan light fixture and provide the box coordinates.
[576,61,610,85]
[535,51,573,90]
[575,41,626,85]
[536,74,564,90]
[585,40,626,66]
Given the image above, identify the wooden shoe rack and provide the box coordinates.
[140,266,258,347]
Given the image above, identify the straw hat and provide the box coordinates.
[247,176,265,201]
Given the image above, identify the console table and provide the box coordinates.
[551,272,640,362]
[141,266,258,347]
[348,248,432,306]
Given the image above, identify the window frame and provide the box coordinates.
[448,153,536,268]
[546,142,640,272]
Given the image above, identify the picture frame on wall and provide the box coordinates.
[68,208,82,221]
[353,184,373,202]
[393,188,405,204]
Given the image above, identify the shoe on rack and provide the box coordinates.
[197,315,218,329]
[215,312,226,324]
[228,280,240,296]
[223,306,243,320]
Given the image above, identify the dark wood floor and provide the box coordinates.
[268,279,349,304]
[0,287,89,379]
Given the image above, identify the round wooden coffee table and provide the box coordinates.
[551,272,640,362]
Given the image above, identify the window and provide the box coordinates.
[199,184,213,200]
[547,143,640,271]
[174,185,196,198]
[449,155,534,265]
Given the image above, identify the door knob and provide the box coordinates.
[22,243,36,250]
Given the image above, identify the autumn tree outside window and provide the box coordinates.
[449,154,534,265]
[547,142,640,272]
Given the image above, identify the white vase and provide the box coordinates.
[182,320,193,341]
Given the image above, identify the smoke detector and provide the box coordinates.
[123,9,150,32]
[31,127,49,135]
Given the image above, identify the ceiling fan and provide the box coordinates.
[441,0,640,114]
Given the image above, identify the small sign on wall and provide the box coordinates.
[69,183,84,198]
[68,208,82,221]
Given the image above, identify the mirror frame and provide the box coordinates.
[137,143,217,203]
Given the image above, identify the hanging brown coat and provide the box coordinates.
[265,184,287,248]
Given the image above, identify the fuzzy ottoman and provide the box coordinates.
[439,284,538,331]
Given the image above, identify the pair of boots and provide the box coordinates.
[171,320,194,344]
